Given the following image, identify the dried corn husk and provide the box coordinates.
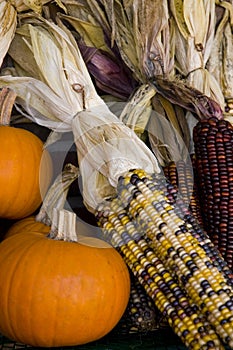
[119,83,156,137]
[65,0,173,82]
[170,0,225,110]
[0,14,105,131]
[0,14,161,212]
[207,2,233,115]
[71,105,160,212]
[0,0,17,68]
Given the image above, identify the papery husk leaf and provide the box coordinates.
[0,75,74,131]
[71,104,161,212]
[104,0,141,80]
[119,83,156,137]
[0,15,105,130]
[157,95,183,138]
[63,0,111,36]
[206,10,227,88]
[7,26,42,80]
[169,0,189,40]
[171,0,219,107]
[36,163,79,226]
[183,0,207,50]
[187,68,225,110]
[147,109,189,167]
[59,13,112,54]
[207,5,233,109]
[131,0,171,77]
[152,76,223,120]
[95,0,173,81]
[222,22,233,100]
[0,1,17,68]
[151,94,192,152]
[15,0,66,14]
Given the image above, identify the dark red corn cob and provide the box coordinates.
[193,117,233,269]
[163,159,204,227]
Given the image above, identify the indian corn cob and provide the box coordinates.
[96,169,233,349]
[193,117,233,270]
[149,171,233,287]
[163,159,204,227]
[97,199,222,349]
[116,271,167,334]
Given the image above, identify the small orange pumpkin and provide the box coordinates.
[0,88,52,220]
[0,125,52,219]
[0,210,130,347]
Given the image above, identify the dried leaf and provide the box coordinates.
[59,13,112,53]
[0,15,105,130]
[119,83,156,137]
[0,1,17,68]
[71,104,161,211]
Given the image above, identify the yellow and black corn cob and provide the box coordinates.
[116,271,167,334]
[193,117,233,269]
[97,198,224,349]
[96,169,233,349]
[151,171,233,286]
[163,159,204,227]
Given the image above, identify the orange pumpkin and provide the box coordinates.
[4,215,50,239]
[0,227,130,347]
[0,125,52,219]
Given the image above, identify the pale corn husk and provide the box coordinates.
[68,0,173,82]
[119,83,157,138]
[170,0,225,110]
[207,3,233,115]
[0,1,17,68]
[105,81,192,167]
[71,105,160,212]
[15,0,66,14]
[0,15,105,131]
[58,2,112,55]
[0,14,161,213]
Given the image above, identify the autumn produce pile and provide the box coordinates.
[1,1,233,350]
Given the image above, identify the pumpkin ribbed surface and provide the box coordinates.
[0,233,130,347]
[0,126,52,219]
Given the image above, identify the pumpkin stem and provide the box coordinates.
[0,88,17,125]
[36,163,79,226]
[48,208,78,242]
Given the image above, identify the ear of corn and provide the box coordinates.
[152,169,233,286]
[193,117,233,270]
[96,199,223,349]
[116,271,167,334]
[96,169,233,349]
[163,159,204,225]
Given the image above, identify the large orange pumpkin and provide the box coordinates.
[0,125,52,219]
[0,227,130,347]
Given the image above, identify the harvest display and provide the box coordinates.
[0,1,233,350]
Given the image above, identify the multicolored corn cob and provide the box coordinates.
[96,169,233,350]
[155,170,233,286]
[116,271,167,334]
[193,117,233,269]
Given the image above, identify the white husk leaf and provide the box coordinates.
[119,83,156,137]
[0,17,104,130]
[72,105,161,212]
[0,1,17,68]
[147,110,189,167]
[170,0,225,108]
